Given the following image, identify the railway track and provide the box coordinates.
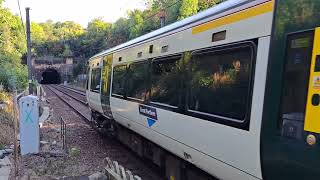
[50,84,88,105]
[57,85,86,96]
[46,84,90,120]
[42,84,162,180]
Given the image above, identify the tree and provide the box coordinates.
[198,0,221,12]
[0,6,27,91]
[31,0,224,61]
[31,22,46,43]
[39,20,57,41]
[178,0,198,20]
[79,18,111,57]
[87,18,111,34]
[53,21,84,40]
[128,10,144,39]
[108,18,130,48]
[152,0,182,24]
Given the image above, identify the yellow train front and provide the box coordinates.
[86,0,320,179]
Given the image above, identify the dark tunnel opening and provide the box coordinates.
[41,68,61,84]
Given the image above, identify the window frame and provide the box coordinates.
[111,64,128,98]
[149,54,183,110]
[126,60,149,102]
[86,67,90,90]
[101,56,113,96]
[278,30,314,131]
[186,41,257,127]
[90,67,102,93]
[109,41,257,130]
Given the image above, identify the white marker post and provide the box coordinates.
[19,95,40,155]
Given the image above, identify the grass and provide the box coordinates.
[0,91,14,147]
[0,143,4,150]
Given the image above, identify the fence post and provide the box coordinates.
[60,117,67,153]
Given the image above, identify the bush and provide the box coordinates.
[0,91,14,146]
[0,110,14,146]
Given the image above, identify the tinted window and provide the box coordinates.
[127,61,148,100]
[151,56,181,107]
[279,31,313,139]
[86,67,89,90]
[101,56,113,116]
[90,68,101,92]
[102,56,112,96]
[189,44,254,120]
[112,65,127,97]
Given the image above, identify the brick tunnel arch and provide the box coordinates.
[41,68,61,84]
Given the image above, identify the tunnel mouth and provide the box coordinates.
[41,68,61,84]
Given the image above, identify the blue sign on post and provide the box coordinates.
[19,95,40,155]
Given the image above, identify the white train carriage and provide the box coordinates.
[87,0,320,179]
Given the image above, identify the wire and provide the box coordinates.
[143,0,181,23]
[106,0,182,48]
[16,0,26,38]
[124,0,181,31]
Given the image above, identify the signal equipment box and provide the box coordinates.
[19,95,40,155]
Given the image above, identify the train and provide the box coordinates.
[86,0,320,179]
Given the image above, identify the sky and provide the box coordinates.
[3,0,146,27]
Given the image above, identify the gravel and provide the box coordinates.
[9,85,162,180]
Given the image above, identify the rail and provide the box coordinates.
[58,85,86,96]
[50,85,88,106]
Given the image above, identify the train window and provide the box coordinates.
[112,65,127,97]
[102,56,112,96]
[127,61,148,101]
[188,43,254,121]
[212,30,226,42]
[86,67,90,90]
[90,68,102,93]
[150,56,182,107]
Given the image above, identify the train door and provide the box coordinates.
[101,55,113,118]
[88,60,103,113]
[261,0,320,179]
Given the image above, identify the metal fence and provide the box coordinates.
[60,117,67,153]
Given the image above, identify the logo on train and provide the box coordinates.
[139,105,158,127]
[313,76,320,89]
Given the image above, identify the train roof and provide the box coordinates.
[89,0,265,61]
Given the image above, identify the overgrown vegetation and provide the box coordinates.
[0,0,226,89]
[0,91,14,147]
[0,1,28,91]
[30,0,225,78]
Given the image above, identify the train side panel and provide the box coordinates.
[109,3,274,179]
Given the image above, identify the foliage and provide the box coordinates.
[128,10,144,39]
[0,6,28,91]
[31,0,226,58]
[178,0,198,20]
[28,0,225,78]
[198,0,224,12]
[0,108,14,146]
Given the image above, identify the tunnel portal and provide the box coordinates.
[41,68,61,84]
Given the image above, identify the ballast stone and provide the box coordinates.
[3,149,13,154]
[88,172,108,180]
[0,151,3,159]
